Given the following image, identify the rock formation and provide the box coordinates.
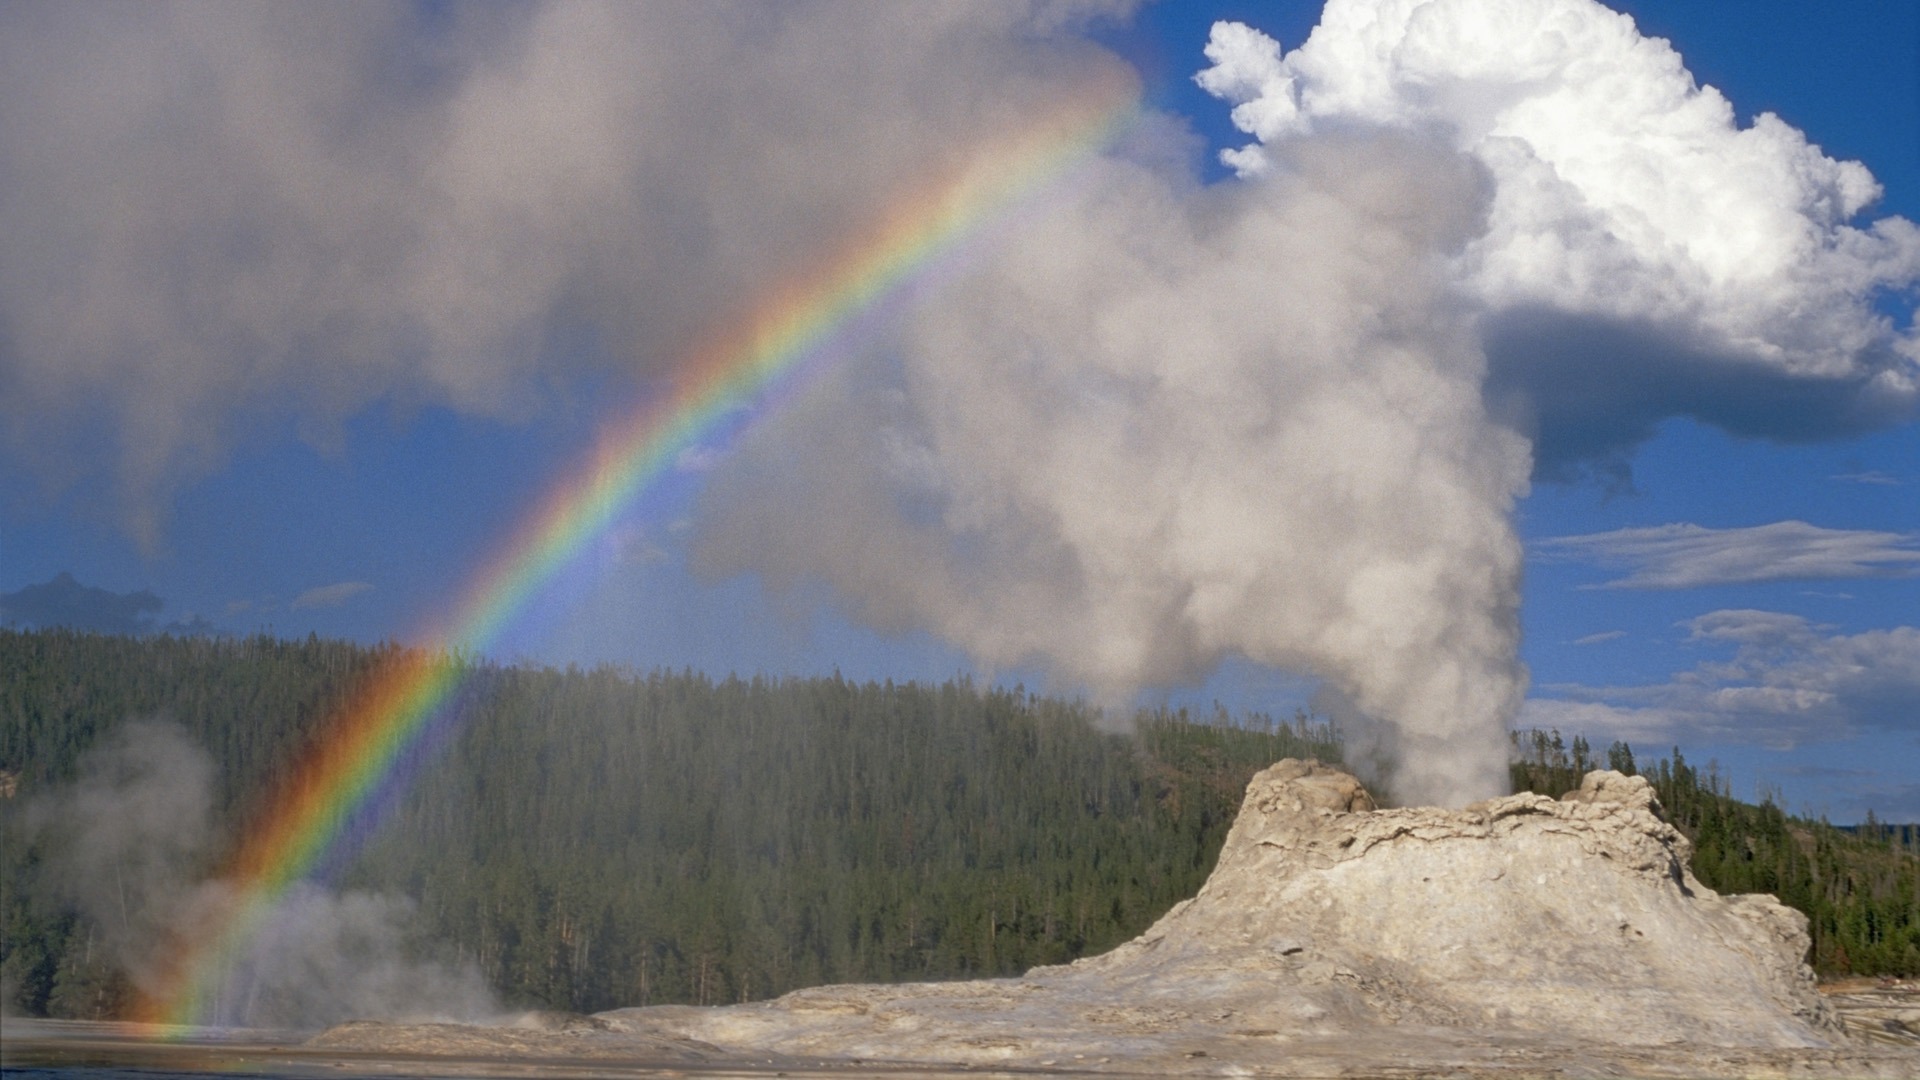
[312,761,1919,1076]
[1068,760,1838,1048]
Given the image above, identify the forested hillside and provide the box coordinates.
[0,628,1334,1017]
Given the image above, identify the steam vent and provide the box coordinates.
[316,761,1920,1077]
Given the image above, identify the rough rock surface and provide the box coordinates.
[314,761,1920,1076]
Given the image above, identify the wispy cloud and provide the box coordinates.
[607,526,671,567]
[1521,610,1920,750]
[290,581,373,610]
[675,445,725,474]
[1761,766,1920,822]
[1841,781,1920,822]
[1771,763,1875,781]
[1831,471,1901,486]
[1572,630,1626,645]
[1535,521,1920,589]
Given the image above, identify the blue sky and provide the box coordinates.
[2,0,1915,819]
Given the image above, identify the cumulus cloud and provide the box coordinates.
[0,0,1137,539]
[1523,609,1920,749]
[290,581,374,610]
[1195,0,1920,482]
[1537,520,1920,588]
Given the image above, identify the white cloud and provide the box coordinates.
[1192,21,1294,170]
[1535,520,1920,588]
[290,581,373,610]
[1832,470,1902,486]
[1572,630,1626,645]
[1195,0,1919,480]
[1522,609,1920,749]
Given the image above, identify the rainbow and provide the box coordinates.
[134,73,1138,1029]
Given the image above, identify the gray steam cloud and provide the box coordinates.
[19,721,495,1028]
[696,135,1531,805]
[183,881,498,1030]
[4,0,1916,806]
[0,0,1135,539]
[22,720,218,980]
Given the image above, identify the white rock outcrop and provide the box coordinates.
[1070,759,1838,1048]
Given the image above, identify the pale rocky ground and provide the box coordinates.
[305,761,1920,1077]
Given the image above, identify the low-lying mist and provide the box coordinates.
[14,720,496,1029]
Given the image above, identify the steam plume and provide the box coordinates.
[698,136,1532,805]
[23,720,216,984]
[19,721,494,1027]
[697,0,1918,805]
